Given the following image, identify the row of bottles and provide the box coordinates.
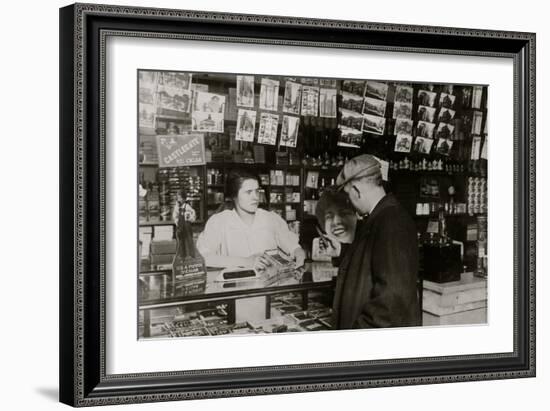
[301,152,346,168]
[416,201,468,216]
[391,158,447,172]
[139,168,203,223]
[389,157,487,175]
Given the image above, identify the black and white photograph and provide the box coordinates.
[341,79,365,95]
[137,69,490,342]
[472,110,484,135]
[435,122,455,139]
[319,88,337,118]
[438,107,456,122]
[413,135,434,154]
[236,75,255,107]
[416,120,436,138]
[439,92,456,109]
[362,113,386,135]
[417,105,436,122]
[159,71,192,90]
[139,71,157,102]
[417,89,437,107]
[436,138,454,156]
[301,86,320,116]
[139,103,156,129]
[156,72,192,115]
[471,135,482,159]
[394,118,413,135]
[338,125,363,148]
[364,80,389,100]
[280,115,300,147]
[235,109,256,142]
[192,91,226,113]
[157,87,192,114]
[472,85,484,109]
[283,80,303,114]
[138,72,156,128]
[259,78,280,111]
[191,111,224,133]
[394,133,413,152]
[257,112,279,145]
[393,101,413,119]
[339,108,364,131]
[394,84,413,103]
[481,136,488,160]
[341,91,364,113]
[363,96,387,116]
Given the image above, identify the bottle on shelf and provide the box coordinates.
[319,177,326,197]
[323,152,330,168]
[438,205,451,246]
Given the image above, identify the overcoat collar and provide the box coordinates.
[354,193,398,240]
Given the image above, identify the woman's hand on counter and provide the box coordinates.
[293,247,306,269]
[248,253,273,272]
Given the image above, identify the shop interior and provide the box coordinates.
[138,70,488,339]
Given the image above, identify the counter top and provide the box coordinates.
[139,261,336,308]
[423,272,487,294]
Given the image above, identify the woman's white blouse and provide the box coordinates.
[196,209,300,258]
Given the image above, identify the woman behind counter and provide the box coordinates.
[197,169,306,271]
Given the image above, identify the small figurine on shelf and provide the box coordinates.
[421,158,427,170]
[315,155,323,166]
[171,190,206,296]
[448,185,456,214]
[172,191,197,225]
[323,152,331,168]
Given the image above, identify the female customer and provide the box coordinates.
[197,169,306,270]
[314,188,358,262]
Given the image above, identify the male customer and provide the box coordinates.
[333,154,421,329]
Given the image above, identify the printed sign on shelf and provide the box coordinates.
[156,134,206,168]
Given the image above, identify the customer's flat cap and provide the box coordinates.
[335,154,381,189]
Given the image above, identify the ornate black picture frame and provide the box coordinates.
[59,3,535,407]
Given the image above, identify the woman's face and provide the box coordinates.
[235,178,260,214]
[324,205,357,244]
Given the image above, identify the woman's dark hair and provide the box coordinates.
[315,188,354,232]
[216,169,260,213]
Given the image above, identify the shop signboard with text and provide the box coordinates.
[156,133,206,167]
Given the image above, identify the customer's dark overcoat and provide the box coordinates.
[332,194,421,329]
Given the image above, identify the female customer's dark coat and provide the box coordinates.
[332,194,421,329]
